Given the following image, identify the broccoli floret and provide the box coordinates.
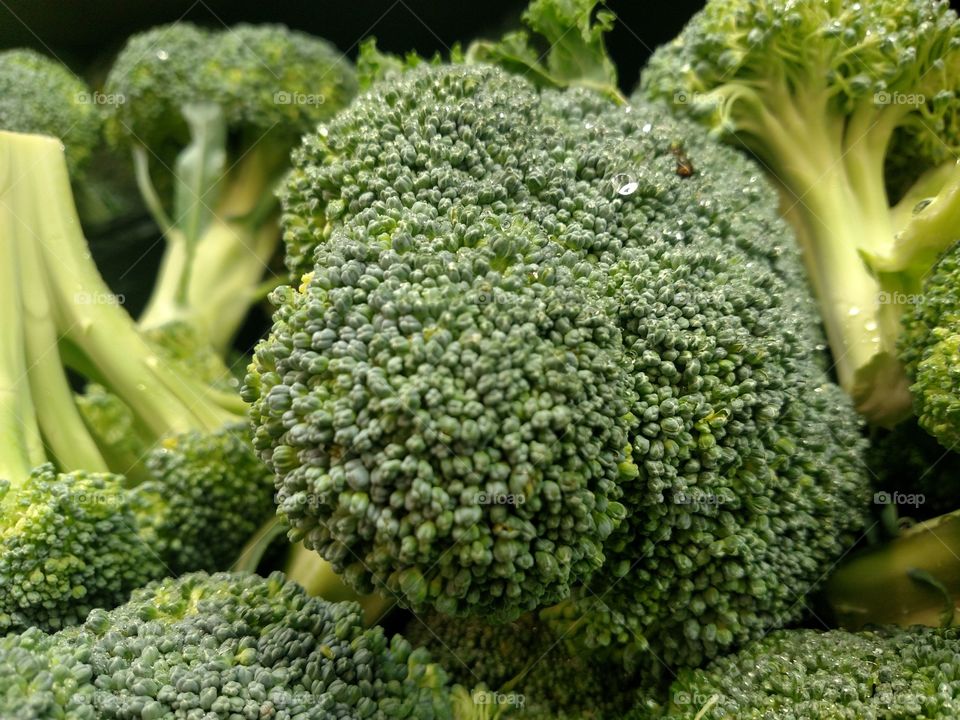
[0,572,454,719]
[0,112,273,629]
[405,610,637,719]
[103,22,357,352]
[899,240,960,451]
[648,626,960,719]
[0,49,99,172]
[641,0,960,428]
[245,56,870,665]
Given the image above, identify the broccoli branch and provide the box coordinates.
[826,510,960,629]
[1,131,243,441]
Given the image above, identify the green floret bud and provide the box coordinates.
[0,49,100,172]
[651,627,960,719]
[134,424,275,573]
[0,466,163,633]
[247,224,635,619]
[103,22,357,351]
[899,240,960,450]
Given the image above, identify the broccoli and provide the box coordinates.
[0,571,453,719]
[641,0,960,429]
[404,610,638,719]
[645,626,960,719]
[244,43,870,666]
[0,49,100,172]
[899,239,960,451]
[102,22,356,354]
[0,68,273,629]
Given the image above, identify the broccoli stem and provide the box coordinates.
[138,145,283,353]
[726,84,914,422]
[826,510,960,629]
[0,131,240,440]
[0,155,44,481]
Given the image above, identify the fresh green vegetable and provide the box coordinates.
[245,50,870,667]
[642,0,960,428]
[103,22,357,352]
[645,626,960,719]
[0,572,453,719]
[0,114,272,630]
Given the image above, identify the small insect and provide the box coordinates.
[670,143,695,177]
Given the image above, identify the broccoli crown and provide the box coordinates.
[0,465,163,633]
[0,572,453,720]
[0,49,100,171]
[642,0,960,151]
[103,22,356,157]
[246,61,870,663]
[405,610,637,719]
[251,228,633,619]
[651,626,960,719]
[135,424,276,573]
[899,240,960,450]
[0,627,94,719]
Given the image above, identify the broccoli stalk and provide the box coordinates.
[15,134,239,436]
[0,128,275,629]
[826,509,960,630]
[642,0,960,425]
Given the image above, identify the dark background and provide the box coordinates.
[0,1,705,92]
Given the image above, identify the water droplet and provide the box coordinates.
[318,126,329,138]
[865,320,878,332]
[848,306,861,317]
[913,198,933,214]
[641,123,653,133]
[585,121,595,130]
[815,344,827,352]
[156,50,169,61]
[136,384,147,392]
[611,173,638,196]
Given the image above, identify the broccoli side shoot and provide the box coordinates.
[103,23,357,351]
[642,0,960,427]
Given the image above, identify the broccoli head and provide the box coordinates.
[648,626,960,719]
[0,49,100,171]
[246,59,871,667]
[899,240,960,451]
[0,572,454,719]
